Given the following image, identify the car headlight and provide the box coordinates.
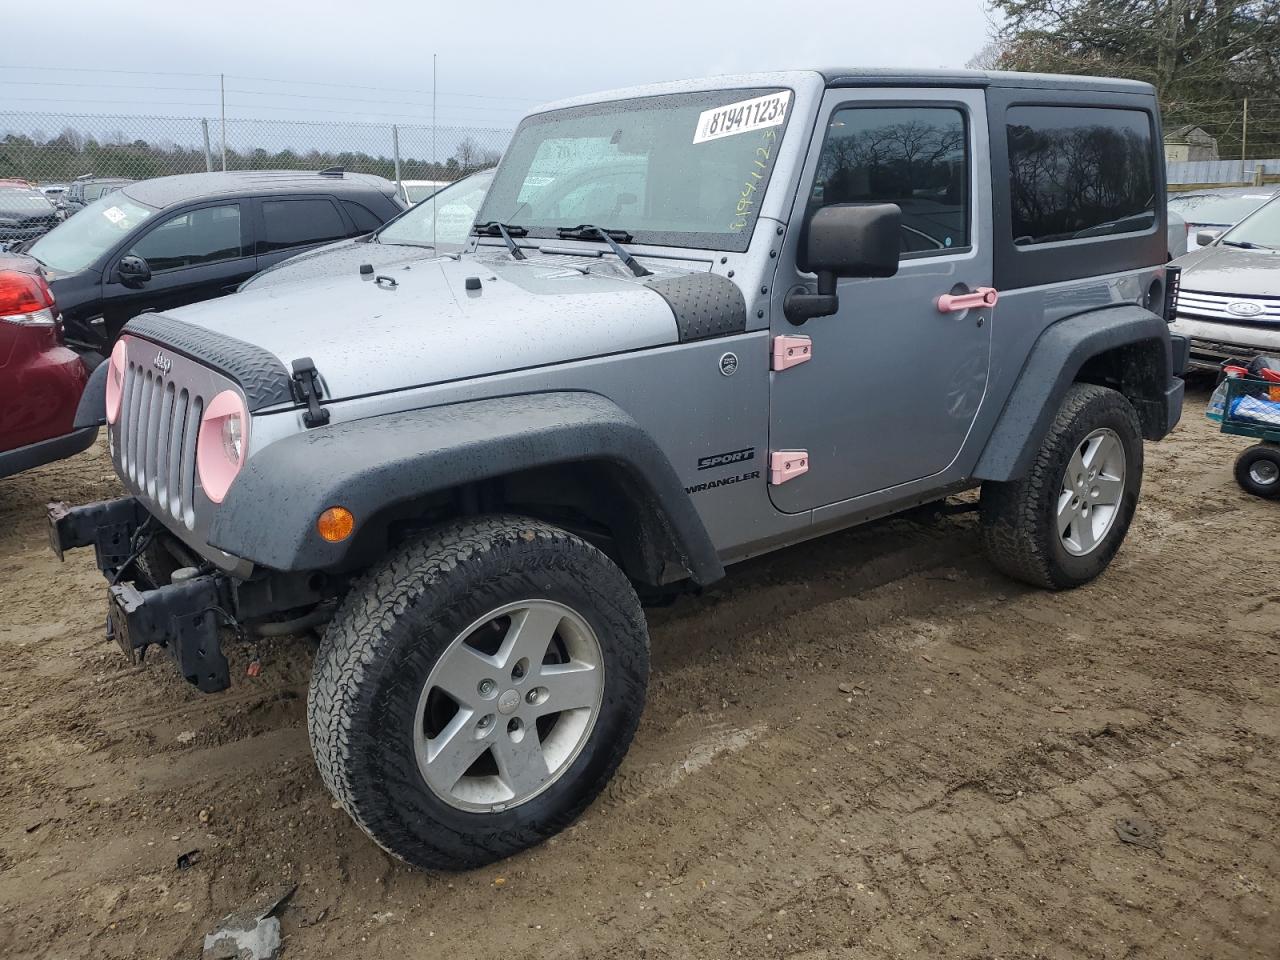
[197,390,250,503]
[222,411,244,464]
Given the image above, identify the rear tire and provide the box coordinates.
[1234,444,1280,499]
[980,384,1143,590]
[307,515,649,870]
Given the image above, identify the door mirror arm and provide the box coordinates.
[783,271,840,325]
[784,203,901,326]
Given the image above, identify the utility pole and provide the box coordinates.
[432,53,438,249]
[220,73,227,172]
[1242,96,1249,162]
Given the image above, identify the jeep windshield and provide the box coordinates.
[28,193,155,273]
[475,88,793,253]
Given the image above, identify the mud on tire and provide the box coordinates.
[980,383,1143,590]
[307,515,649,870]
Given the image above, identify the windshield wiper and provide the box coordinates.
[474,221,527,260]
[1221,239,1269,250]
[556,224,652,277]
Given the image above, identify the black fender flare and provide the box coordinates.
[73,356,108,430]
[210,391,725,585]
[973,304,1183,482]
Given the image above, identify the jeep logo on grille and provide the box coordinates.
[1227,300,1264,318]
[152,351,172,375]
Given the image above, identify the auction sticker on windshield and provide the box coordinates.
[694,91,791,144]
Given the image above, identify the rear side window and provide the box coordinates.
[810,106,970,256]
[260,198,349,252]
[341,200,384,233]
[1007,106,1156,246]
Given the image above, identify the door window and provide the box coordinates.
[260,198,349,252]
[129,203,243,272]
[810,106,970,255]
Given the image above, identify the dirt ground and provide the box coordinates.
[1,384,1277,960]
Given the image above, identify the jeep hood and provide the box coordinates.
[1175,243,1280,297]
[240,237,441,292]
[153,252,730,402]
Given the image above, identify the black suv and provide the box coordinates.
[19,169,403,351]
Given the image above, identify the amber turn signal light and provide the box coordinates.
[317,506,355,543]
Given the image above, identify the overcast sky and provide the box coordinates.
[1,0,995,129]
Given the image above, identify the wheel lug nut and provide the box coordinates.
[478,679,496,697]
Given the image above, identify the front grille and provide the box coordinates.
[119,358,204,530]
[1177,289,1280,324]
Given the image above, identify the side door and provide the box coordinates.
[253,195,357,271]
[768,88,994,513]
[100,200,254,336]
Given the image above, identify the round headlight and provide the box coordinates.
[221,413,243,465]
[197,390,250,503]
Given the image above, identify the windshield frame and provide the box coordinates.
[475,87,796,254]
[1217,193,1280,250]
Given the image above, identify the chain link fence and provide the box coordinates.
[0,112,510,189]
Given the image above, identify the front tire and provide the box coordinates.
[1234,444,1280,499]
[307,515,649,870]
[980,384,1143,590]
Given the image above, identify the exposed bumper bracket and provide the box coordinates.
[47,496,148,578]
[108,575,231,693]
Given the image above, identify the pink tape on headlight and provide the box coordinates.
[197,389,249,503]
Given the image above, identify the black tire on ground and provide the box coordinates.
[980,383,1144,590]
[307,515,649,871]
[1234,444,1280,499]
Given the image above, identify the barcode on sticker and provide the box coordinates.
[694,91,791,144]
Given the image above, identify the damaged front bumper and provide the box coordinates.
[49,496,233,692]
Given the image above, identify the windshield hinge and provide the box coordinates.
[290,357,330,428]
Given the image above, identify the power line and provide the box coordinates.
[0,96,515,126]
[0,64,549,104]
[223,88,523,114]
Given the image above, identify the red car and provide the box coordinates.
[0,256,96,479]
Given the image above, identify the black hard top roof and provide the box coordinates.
[820,67,1154,96]
[122,169,395,209]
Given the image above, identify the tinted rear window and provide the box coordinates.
[1007,105,1156,246]
[341,200,384,233]
[261,198,349,252]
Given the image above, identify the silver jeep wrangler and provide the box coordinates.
[51,68,1187,870]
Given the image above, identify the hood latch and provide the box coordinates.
[290,357,330,428]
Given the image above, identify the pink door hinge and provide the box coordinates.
[769,450,809,485]
[771,335,812,371]
[937,286,999,313]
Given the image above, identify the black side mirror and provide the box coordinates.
[785,203,901,325]
[117,254,151,288]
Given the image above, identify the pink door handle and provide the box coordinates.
[937,286,999,313]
